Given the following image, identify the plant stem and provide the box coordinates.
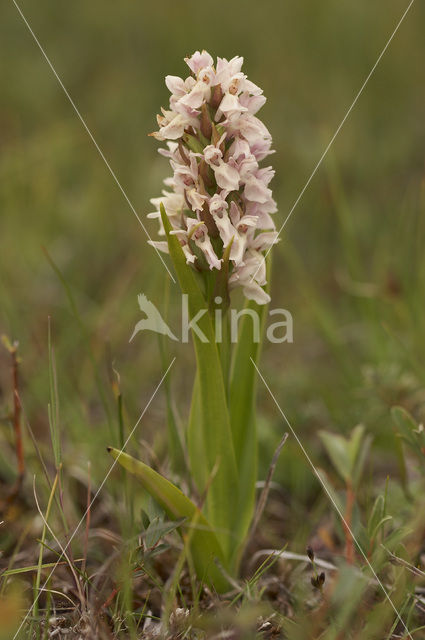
[12,346,24,482]
[217,309,231,393]
[344,481,355,564]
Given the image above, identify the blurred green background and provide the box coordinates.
[1,0,425,539]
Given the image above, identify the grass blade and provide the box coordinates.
[107,447,229,591]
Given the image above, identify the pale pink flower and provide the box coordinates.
[202,136,240,191]
[165,75,187,97]
[228,210,259,265]
[182,243,197,265]
[203,143,223,166]
[178,80,211,110]
[216,92,247,120]
[244,175,273,204]
[185,219,221,270]
[229,249,270,304]
[209,195,234,246]
[148,191,184,234]
[214,56,244,86]
[214,160,240,192]
[186,188,207,212]
[184,50,214,75]
[149,51,278,303]
[147,239,170,253]
[251,231,280,252]
[153,112,189,141]
[209,193,229,216]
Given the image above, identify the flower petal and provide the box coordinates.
[244,176,271,204]
[185,50,214,75]
[242,282,270,305]
[213,162,240,191]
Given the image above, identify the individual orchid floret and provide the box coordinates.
[149,50,278,304]
[185,50,214,75]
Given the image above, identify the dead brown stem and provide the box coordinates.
[2,337,25,500]
[344,482,355,564]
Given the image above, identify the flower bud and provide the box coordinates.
[200,103,213,140]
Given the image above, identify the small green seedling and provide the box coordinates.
[319,425,372,563]
[392,406,425,473]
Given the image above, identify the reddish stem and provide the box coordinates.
[11,346,25,482]
[344,482,355,564]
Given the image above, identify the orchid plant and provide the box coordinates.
[109,51,278,591]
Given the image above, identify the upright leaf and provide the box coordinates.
[319,431,351,484]
[108,448,229,591]
[160,204,238,560]
[187,374,208,492]
[157,274,186,474]
[392,406,425,470]
[228,256,271,567]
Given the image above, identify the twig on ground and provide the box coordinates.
[245,433,289,550]
[249,549,337,573]
[381,545,425,578]
[344,481,355,564]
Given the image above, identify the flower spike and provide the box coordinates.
[149,51,278,305]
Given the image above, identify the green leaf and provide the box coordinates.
[391,406,425,470]
[144,515,186,549]
[108,448,229,591]
[228,310,266,558]
[213,239,233,310]
[160,204,238,560]
[319,425,370,487]
[157,275,186,475]
[392,428,410,497]
[369,516,393,545]
[187,373,208,491]
[2,562,67,576]
[352,431,372,487]
[227,255,271,569]
[183,133,204,154]
[391,406,418,445]
[347,424,365,471]
[367,494,384,539]
[230,255,271,460]
[319,431,351,483]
